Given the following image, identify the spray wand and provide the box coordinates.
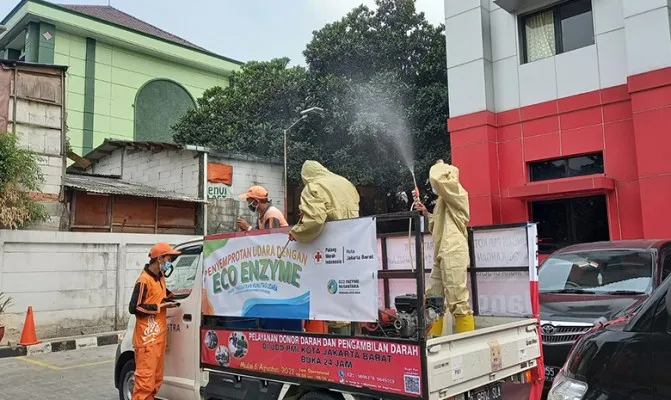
[408,169,420,272]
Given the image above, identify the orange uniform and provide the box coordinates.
[129,242,179,400]
[258,205,288,229]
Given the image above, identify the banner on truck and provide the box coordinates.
[201,329,422,398]
[202,217,379,322]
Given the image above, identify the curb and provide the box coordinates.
[0,331,123,359]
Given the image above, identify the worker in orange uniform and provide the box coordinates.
[234,185,302,332]
[236,185,288,230]
[128,242,181,400]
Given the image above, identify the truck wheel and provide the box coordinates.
[300,391,343,400]
[118,359,135,400]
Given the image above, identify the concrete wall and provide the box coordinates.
[90,146,200,197]
[0,230,199,345]
[83,147,285,234]
[1,63,66,230]
[207,155,285,234]
[445,0,671,116]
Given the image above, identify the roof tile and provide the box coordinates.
[58,4,208,52]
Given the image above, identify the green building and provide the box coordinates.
[0,0,241,155]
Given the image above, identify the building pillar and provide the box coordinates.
[623,0,671,238]
[24,22,39,63]
[37,23,55,64]
[445,0,499,225]
[24,22,55,64]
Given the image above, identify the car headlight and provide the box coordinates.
[548,369,588,400]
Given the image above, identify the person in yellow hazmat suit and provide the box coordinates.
[414,160,474,334]
[289,160,360,335]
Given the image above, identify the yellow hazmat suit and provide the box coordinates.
[289,160,360,334]
[425,162,474,333]
[289,160,360,242]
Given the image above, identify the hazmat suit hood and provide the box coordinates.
[300,160,331,185]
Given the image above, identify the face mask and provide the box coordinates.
[160,261,173,273]
[248,201,259,213]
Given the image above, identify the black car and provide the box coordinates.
[549,266,671,400]
[538,240,671,390]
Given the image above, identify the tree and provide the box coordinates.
[0,133,49,229]
[173,58,311,158]
[173,0,449,209]
[304,0,450,200]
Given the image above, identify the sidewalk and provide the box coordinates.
[0,330,124,359]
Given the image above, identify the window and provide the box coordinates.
[521,0,595,63]
[165,243,202,298]
[662,249,671,282]
[532,195,609,254]
[539,249,654,293]
[134,79,196,142]
[530,153,604,182]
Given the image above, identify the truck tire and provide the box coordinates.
[299,391,343,400]
[118,359,135,400]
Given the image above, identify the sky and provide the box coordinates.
[0,0,445,65]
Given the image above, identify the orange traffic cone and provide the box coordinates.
[18,306,40,346]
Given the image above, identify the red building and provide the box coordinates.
[445,0,671,255]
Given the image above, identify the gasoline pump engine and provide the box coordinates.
[362,294,445,339]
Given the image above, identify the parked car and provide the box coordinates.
[538,240,671,391]
[548,268,671,399]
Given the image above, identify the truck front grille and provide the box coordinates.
[541,324,592,345]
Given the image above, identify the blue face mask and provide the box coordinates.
[160,261,173,273]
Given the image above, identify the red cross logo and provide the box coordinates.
[313,251,323,264]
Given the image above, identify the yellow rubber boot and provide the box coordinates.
[429,316,444,337]
[454,314,475,333]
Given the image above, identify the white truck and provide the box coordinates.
[114,213,543,400]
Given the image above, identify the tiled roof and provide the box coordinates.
[64,174,208,203]
[57,4,208,52]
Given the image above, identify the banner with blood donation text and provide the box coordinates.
[202,217,379,322]
[201,329,423,397]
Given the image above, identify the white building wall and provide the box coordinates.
[85,147,285,234]
[0,230,199,345]
[445,0,671,117]
[206,155,285,234]
[90,147,200,197]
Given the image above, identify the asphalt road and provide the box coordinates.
[0,345,118,400]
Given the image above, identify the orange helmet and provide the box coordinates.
[238,185,269,200]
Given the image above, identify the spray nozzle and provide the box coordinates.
[410,170,420,203]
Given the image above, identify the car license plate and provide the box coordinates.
[468,383,502,400]
[545,366,560,382]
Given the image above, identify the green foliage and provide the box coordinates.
[173,0,449,209]
[0,292,12,314]
[0,132,49,229]
[174,58,311,158]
